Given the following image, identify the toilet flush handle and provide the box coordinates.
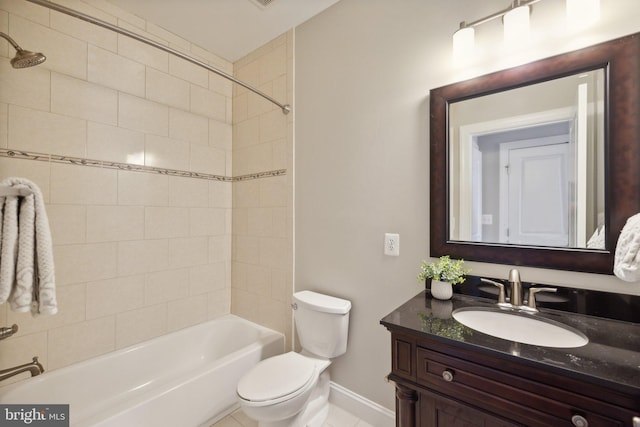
[291,303,298,310]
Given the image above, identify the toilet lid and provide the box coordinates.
[237,352,317,402]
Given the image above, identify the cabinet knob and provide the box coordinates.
[571,414,588,427]
[442,370,454,382]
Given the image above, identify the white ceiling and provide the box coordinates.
[107,0,342,62]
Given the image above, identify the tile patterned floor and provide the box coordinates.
[211,403,374,427]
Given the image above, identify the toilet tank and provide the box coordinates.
[293,291,352,358]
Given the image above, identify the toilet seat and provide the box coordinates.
[237,352,319,406]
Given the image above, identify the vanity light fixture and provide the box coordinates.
[452,0,601,64]
[452,0,537,64]
[452,22,475,66]
[503,1,531,49]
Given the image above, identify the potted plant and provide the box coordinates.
[417,255,470,300]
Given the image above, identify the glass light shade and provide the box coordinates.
[503,5,530,49]
[452,26,475,65]
[566,0,600,30]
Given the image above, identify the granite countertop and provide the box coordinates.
[380,290,640,395]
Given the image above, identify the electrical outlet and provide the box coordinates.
[384,233,400,256]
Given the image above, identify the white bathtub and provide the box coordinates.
[0,314,284,427]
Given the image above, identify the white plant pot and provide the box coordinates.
[431,280,453,300]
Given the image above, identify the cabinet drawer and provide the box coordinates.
[419,386,521,427]
[417,347,630,427]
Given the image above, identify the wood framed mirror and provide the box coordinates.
[430,33,640,274]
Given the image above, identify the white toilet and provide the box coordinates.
[237,291,352,427]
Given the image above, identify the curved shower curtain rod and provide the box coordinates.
[24,0,291,115]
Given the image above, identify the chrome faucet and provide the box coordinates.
[482,269,557,312]
[0,357,44,383]
[481,269,523,307]
[508,269,523,307]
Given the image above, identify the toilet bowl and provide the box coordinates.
[236,291,351,427]
[237,352,330,425]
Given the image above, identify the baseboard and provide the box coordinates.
[329,382,395,427]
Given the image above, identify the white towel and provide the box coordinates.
[0,194,19,303]
[613,212,640,282]
[0,178,57,315]
[586,225,605,249]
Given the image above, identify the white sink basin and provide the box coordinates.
[452,307,588,348]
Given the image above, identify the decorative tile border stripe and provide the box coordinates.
[233,169,287,181]
[0,149,286,182]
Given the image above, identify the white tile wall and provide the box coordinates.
[169,55,208,89]
[232,32,294,347]
[191,84,228,122]
[145,207,190,239]
[145,269,189,305]
[50,163,118,205]
[190,143,227,175]
[117,35,168,73]
[115,303,167,349]
[86,276,145,320]
[118,172,169,206]
[0,60,51,111]
[86,205,145,242]
[89,45,145,96]
[167,294,208,331]
[51,73,118,125]
[169,108,209,145]
[118,93,168,135]
[47,317,115,370]
[146,22,190,52]
[169,176,209,207]
[0,0,235,380]
[0,103,7,148]
[146,67,190,110]
[144,134,190,170]
[50,6,116,52]
[87,122,145,164]
[55,242,118,284]
[209,119,233,151]
[117,239,169,276]
[48,204,87,245]
[9,105,87,157]
[169,237,209,268]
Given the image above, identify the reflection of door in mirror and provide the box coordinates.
[449,69,605,249]
[502,137,569,246]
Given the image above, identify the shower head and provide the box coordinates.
[10,48,47,68]
[0,32,46,68]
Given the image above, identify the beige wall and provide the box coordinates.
[231,32,294,348]
[0,0,237,382]
[295,0,640,411]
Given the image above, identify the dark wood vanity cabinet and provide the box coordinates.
[387,330,639,427]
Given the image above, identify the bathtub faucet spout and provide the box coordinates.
[0,357,44,382]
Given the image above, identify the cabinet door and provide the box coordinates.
[419,389,520,427]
